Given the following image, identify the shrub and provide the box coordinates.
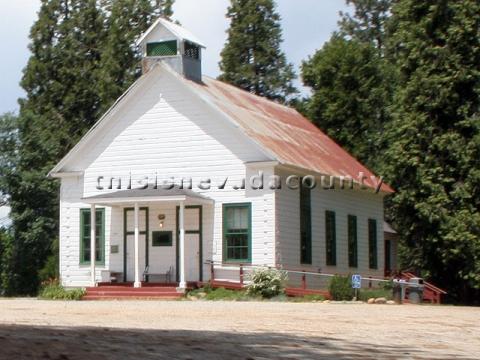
[205,288,249,301]
[187,286,250,301]
[358,289,393,301]
[328,275,354,301]
[246,268,287,299]
[38,280,85,300]
[39,238,59,282]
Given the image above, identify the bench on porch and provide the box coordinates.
[100,270,124,283]
[143,265,174,284]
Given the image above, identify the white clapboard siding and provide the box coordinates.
[275,168,385,281]
[60,176,112,287]
[59,66,276,286]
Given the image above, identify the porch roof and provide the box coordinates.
[82,187,213,205]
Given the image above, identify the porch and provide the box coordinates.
[82,187,213,291]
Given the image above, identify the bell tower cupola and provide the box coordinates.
[137,18,205,82]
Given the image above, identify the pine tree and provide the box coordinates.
[4,0,108,294]
[384,0,480,303]
[218,0,296,103]
[339,0,392,52]
[0,113,17,294]
[4,0,176,295]
[98,0,163,114]
[301,0,394,169]
[301,36,390,168]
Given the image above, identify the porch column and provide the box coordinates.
[90,204,96,287]
[134,202,142,288]
[178,201,186,289]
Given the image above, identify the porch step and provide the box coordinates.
[86,286,178,293]
[86,290,181,296]
[83,295,182,301]
[83,285,184,300]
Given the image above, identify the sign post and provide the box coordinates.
[352,274,362,301]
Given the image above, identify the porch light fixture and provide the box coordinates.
[158,214,166,228]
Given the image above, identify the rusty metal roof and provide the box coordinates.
[190,76,393,193]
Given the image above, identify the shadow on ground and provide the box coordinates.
[0,324,460,360]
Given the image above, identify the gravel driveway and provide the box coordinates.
[0,299,478,359]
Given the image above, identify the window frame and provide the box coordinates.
[325,210,336,266]
[184,41,200,60]
[348,215,358,268]
[146,40,178,57]
[79,208,106,266]
[152,231,173,247]
[300,183,312,264]
[368,218,378,269]
[222,203,252,263]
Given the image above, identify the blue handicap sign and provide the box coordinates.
[352,274,362,289]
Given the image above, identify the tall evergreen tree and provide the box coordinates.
[339,0,392,52]
[5,0,176,295]
[0,113,17,294]
[218,0,296,103]
[6,0,107,294]
[384,0,480,303]
[301,36,390,168]
[98,0,165,114]
[300,0,394,169]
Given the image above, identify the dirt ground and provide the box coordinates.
[0,299,478,359]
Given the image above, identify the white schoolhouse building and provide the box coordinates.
[50,19,395,293]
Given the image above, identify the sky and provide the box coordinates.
[0,0,349,114]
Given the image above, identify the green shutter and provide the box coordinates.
[368,219,378,269]
[80,208,105,265]
[147,41,177,56]
[325,211,336,266]
[348,215,358,268]
[300,184,312,264]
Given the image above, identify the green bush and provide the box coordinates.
[38,280,85,300]
[358,288,393,301]
[39,238,59,282]
[188,286,250,301]
[205,288,249,301]
[328,275,354,301]
[246,268,287,299]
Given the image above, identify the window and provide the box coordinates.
[152,231,173,247]
[348,215,358,268]
[146,40,177,56]
[223,203,251,262]
[325,211,336,266]
[368,219,378,269]
[80,208,105,265]
[184,41,200,60]
[300,183,312,264]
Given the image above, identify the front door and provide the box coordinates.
[124,208,148,282]
[185,233,200,281]
[176,206,202,282]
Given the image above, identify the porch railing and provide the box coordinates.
[205,260,391,297]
